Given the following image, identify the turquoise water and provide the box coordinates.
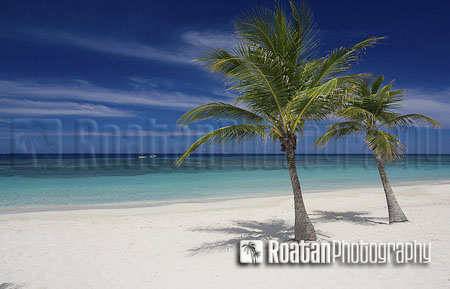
[0,154,449,210]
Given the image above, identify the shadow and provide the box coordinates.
[0,284,22,289]
[188,219,329,255]
[311,210,386,225]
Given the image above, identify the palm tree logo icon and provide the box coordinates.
[240,241,262,263]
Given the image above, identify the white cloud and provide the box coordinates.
[126,76,159,88]
[23,29,192,63]
[210,88,239,99]
[402,88,450,127]
[0,79,222,111]
[181,30,239,51]
[0,98,131,117]
[14,29,239,64]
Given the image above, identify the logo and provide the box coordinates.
[240,240,263,263]
[237,240,431,264]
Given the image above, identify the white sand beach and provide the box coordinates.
[1,182,450,289]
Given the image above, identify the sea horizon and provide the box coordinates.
[2,153,449,156]
[1,153,449,212]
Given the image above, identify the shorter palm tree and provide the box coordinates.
[315,75,440,223]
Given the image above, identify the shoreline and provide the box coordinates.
[1,179,449,215]
[1,181,449,288]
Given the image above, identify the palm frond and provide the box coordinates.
[290,77,338,130]
[371,75,384,94]
[338,106,375,123]
[288,1,318,64]
[234,6,277,53]
[177,102,267,127]
[312,37,384,86]
[314,121,363,147]
[366,130,404,162]
[374,80,398,115]
[235,1,318,66]
[199,44,290,122]
[385,113,440,128]
[174,124,269,166]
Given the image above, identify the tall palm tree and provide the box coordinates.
[175,1,382,240]
[315,75,440,223]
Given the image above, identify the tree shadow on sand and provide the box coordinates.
[188,219,329,255]
[188,211,387,255]
[0,284,23,289]
[310,210,386,225]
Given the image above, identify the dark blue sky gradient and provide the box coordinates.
[0,0,448,154]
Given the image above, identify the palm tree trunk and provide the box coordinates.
[284,142,316,241]
[373,154,408,223]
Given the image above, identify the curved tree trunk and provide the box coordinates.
[282,137,316,241]
[373,154,408,224]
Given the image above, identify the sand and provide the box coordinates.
[1,182,450,289]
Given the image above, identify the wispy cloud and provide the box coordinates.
[0,79,222,111]
[0,98,131,117]
[403,88,450,127]
[126,76,160,89]
[181,30,239,52]
[23,29,192,63]
[210,88,238,99]
[12,29,239,64]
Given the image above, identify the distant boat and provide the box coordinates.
[138,155,156,159]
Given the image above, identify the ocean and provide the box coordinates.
[0,154,449,211]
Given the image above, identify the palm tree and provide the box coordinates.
[241,242,260,263]
[252,250,261,263]
[175,1,382,240]
[315,75,440,223]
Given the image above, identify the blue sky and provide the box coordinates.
[0,0,448,154]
